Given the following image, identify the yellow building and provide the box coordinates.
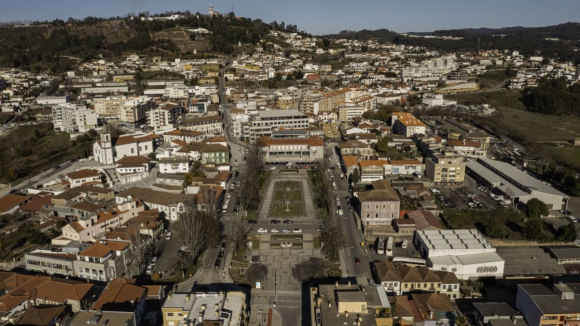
[310,282,392,326]
[425,152,466,185]
[277,96,299,110]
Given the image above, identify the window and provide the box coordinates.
[131,148,134,154]
[366,205,370,209]
[167,313,174,317]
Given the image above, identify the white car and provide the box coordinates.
[271,228,280,233]
[151,257,158,264]
[293,228,302,233]
[282,228,292,233]
[270,166,276,170]
[165,232,172,240]
[257,228,268,233]
[338,209,343,216]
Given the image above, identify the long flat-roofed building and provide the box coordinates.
[258,136,324,163]
[466,158,569,210]
[414,229,505,280]
[243,109,309,142]
[497,247,566,281]
[516,283,580,326]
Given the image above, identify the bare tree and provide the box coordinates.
[126,219,147,273]
[231,214,253,253]
[245,263,268,285]
[291,257,325,282]
[238,141,265,212]
[321,217,346,258]
[173,199,220,263]
[311,158,336,217]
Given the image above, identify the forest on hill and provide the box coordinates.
[0,12,304,71]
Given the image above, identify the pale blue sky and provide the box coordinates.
[2,0,579,35]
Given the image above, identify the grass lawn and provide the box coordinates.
[251,240,260,249]
[271,204,304,217]
[274,181,302,189]
[273,189,303,201]
[313,235,321,249]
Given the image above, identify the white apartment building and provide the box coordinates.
[243,109,309,142]
[52,103,99,134]
[81,86,129,94]
[158,157,191,174]
[92,95,153,125]
[414,229,505,280]
[37,95,70,106]
[391,112,426,137]
[180,115,224,134]
[146,102,181,132]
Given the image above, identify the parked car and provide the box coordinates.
[165,232,172,240]
[354,257,360,265]
[282,228,292,233]
[257,228,268,233]
[151,257,158,265]
[283,220,293,224]
[293,228,302,233]
[271,220,280,224]
[271,228,280,233]
[247,220,258,224]
[316,228,323,232]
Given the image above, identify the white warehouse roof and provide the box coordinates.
[416,229,494,251]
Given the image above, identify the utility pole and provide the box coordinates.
[477,38,481,54]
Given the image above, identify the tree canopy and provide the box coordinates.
[526,198,549,219]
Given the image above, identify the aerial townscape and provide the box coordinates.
[2,3,580,326]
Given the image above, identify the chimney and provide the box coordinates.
[198,312,203,323]
[185,294,189,302]
[201,304,206,311]
[510,315,517,324]
[167,293,171,299]
[327,301,331,308]
[348,281,351,287]
[335,281,339,288]
[214,303,219,310]
[429,311,433,319]
[215,310,219,318]
[345,311,349,317]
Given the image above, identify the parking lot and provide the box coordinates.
[432,175,506,211]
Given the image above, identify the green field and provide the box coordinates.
[271,204,304,217]
[547,146,580,167]
[493,106,580,142]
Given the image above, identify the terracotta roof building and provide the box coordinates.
[356,180,400,225]
[0,195,30,215]
[91,278,147,326]
[0,273,93,318]
[373,261,460,299]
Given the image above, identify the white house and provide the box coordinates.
[65,169,102,188]
[158,157,191,174]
